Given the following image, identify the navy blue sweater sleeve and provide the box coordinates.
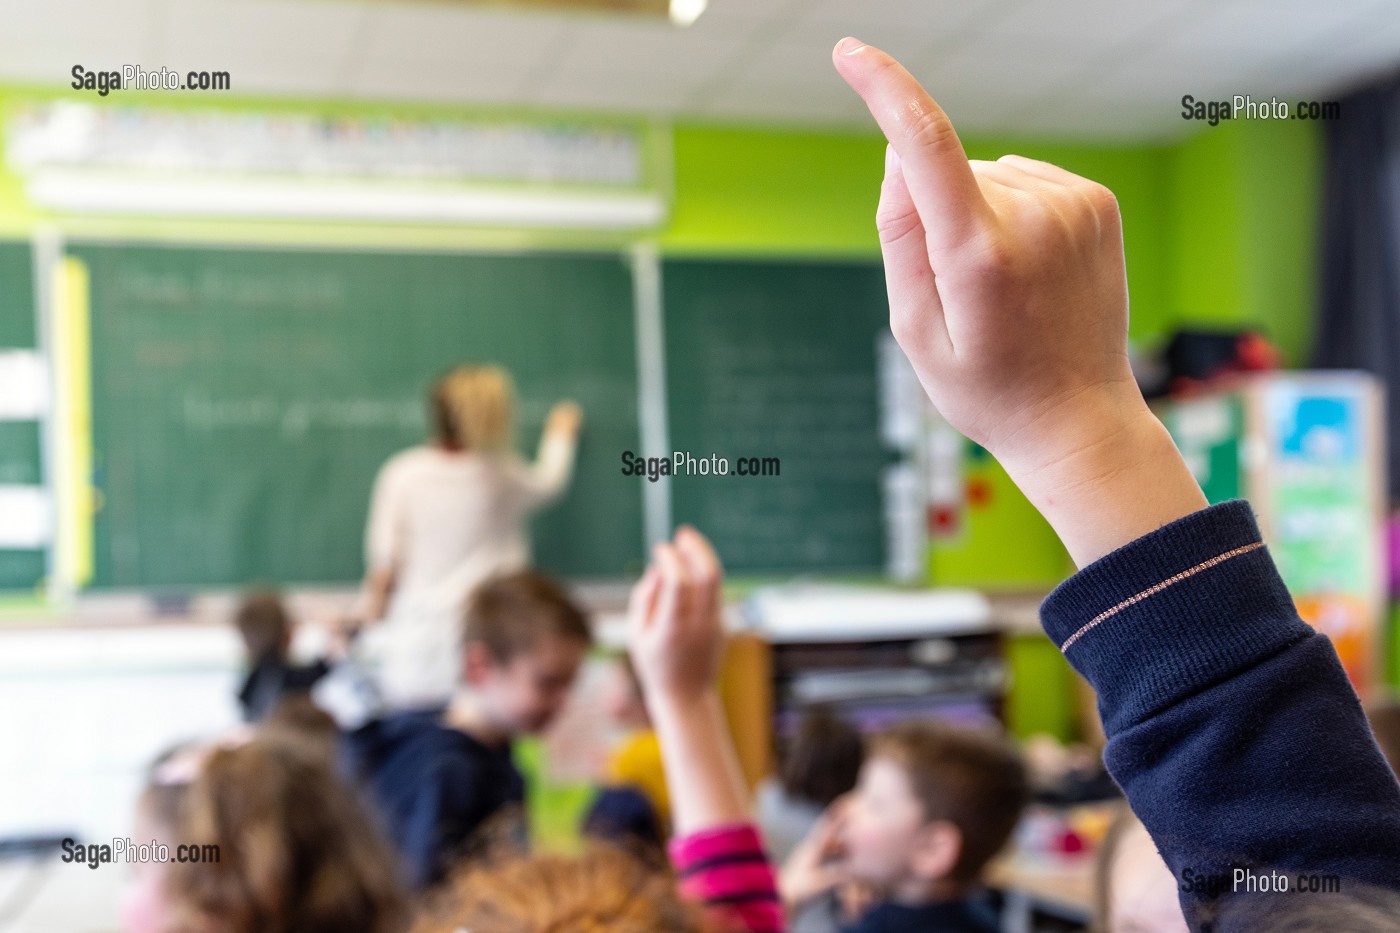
[1040,501,1400,916]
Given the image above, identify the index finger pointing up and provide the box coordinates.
[832,38,990,253]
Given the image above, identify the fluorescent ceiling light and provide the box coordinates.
[27,170,667,230]
[393,0,704,23]
[669,0,706,26]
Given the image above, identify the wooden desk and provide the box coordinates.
[988,848,1096,932]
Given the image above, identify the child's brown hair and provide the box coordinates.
[145,739,408,933]
[779,705,864,808]
[234,590,292,661]
[464,570,592,663]
[870,720,1029,884]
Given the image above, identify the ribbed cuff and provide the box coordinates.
[1040,500,1314,734]
[668,822,767,869]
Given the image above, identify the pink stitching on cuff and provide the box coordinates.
[1059,542,1265,652]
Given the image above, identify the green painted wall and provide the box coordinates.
[1168,119,1323,366]
[1006,633,1078,741]
[660,125,1177,344]
[0,83,1327,743]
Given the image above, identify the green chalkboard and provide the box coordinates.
[0,239,45,593]
[0,240,34,348]
[663,258,890,573]
[75,243,645,588]
[0,421,41,485]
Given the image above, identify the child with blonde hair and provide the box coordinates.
[357,363,582,708]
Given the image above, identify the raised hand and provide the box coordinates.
[626,525,724,707]
[833,39,1206,566]
[545,400,583,437]
[624,526,748,837]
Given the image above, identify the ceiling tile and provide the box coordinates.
[357,4,570,68]
[1155,0,1386,56]
[536,16,755,84]
[983,0,1189,46]
[529,63,708,113]
[0,0,156,82]
[798,0,1006,39]
[349,4,574,101]
[690,76,866,125]
[5,0,1400,141]
[160,0,365,90]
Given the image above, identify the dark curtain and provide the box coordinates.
[1314,72,1400,500]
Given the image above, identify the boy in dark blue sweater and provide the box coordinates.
[832,37,1400,930]
[346,570,591,889]
[780,723,1026,933]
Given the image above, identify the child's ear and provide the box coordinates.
[910,820,962,882]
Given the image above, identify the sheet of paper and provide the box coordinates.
[0,351,49,419]
[877,332,924,451]
[0,485,50,547]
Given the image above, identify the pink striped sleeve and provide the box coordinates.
[669,823,785,933]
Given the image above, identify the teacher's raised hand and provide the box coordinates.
[833,39,1206,567]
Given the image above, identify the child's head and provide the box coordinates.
[411,845,723,933]
[259,694,341,765]
[462,570,592,736]
[779,706,864,809]
[431,364,515,452]
[234,589,292,662]
[123,737,406,933]
[839,721,1028,899]
[1210,883,1400,932]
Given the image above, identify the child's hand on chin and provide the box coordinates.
[780,803,851,909]
[836,878,877,924]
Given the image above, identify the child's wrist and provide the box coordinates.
[997,401,1209,567]
[647,684,720,722]
[983,380,1148,473]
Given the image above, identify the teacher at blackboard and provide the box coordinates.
[356,364,582,709]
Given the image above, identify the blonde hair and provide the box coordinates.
[432,365,515,452]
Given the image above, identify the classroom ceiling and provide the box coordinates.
[3,0,1400,141]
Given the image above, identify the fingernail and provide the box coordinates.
[884,144,901,176]
[837,36,865,55]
